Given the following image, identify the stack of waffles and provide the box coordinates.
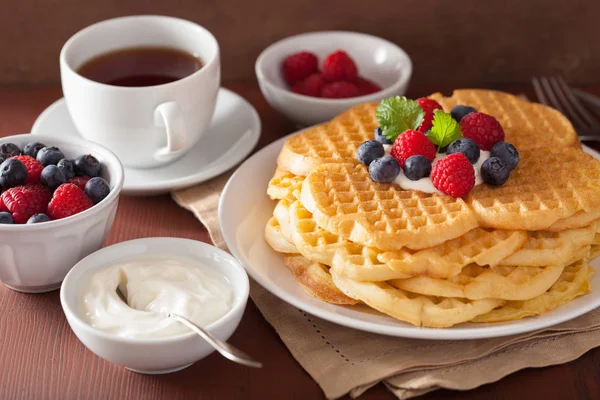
[265,89,600,328]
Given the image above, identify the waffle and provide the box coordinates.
[330,268,505,327]
[277,90,578,176]
[429,89,579,150]
[288,200,527,280]
[545,208,600,231]
[473,259,592,322]
[283,254,359,305]
[267,168,304,200]
[264,217,297,254]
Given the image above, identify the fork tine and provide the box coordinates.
[555,76,597,127]
[532,77,549,106]
[547,76,588,130]
[539,76,569,117]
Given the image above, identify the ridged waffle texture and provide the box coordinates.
[264,216,297,254]
[267,168,304,200]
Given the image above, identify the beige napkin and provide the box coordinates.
[172,173,600,400]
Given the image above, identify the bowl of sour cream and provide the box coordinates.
[60,237,249,374]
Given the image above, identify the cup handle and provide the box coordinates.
[153,101,188,161]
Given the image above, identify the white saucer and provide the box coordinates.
[31,88,261,195]
[219,135,600,340]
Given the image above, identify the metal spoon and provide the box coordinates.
[116,287,262,368]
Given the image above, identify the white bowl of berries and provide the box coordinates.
[0,134,124,293]
[255,31,412,126]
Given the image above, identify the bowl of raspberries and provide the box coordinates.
[0,133,124,293]
[255,31,412,126]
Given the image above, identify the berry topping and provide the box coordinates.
[85,177,111,204]
[357,140,385,166]
[451,105,477,122]
[431,153,475,198]
[0,143,21,158]
[321,81,360,98]
[447,138,481,164]
[490,142,519,171]
[282,51,319,86]
[374,127,392,145]
[368,155,400,183]
[57,159,75,180]
[291,73,327,97]
[0,158,28,188]
[13,155,43,184]
[47,183,93,220]
[23,142,46,159]
[416,98,443,132]
[322,50,358,82]
[355,77,382,95]
[481,157,510,186]
[376,97,425,142]
[403,155,432,181]
[27,213,50,224]
[74,154,101,177]
[68,176,91,191]
[41,165,67,189]
[37,146,64,166]
[390,129,436,167]
[460,112,505,151]
[1,184,52,223]
[0,212,14,224]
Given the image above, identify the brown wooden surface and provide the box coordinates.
[1,0,599,86]
[1,83,600,400]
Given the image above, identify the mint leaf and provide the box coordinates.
[428,110,462,149]
[376,96,425,141]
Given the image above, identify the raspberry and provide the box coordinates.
[355,77,382,95]
[1,184,52,223]
[460,112,505,151]
[13,155,43,184]
[321,50,358,82]
[390,130,436,167]
[416,98,443,132]
[47,183,93,220]
[291,73,326,97]
[321,82,359,99]
[282,51,319,86]
[68,176,90,191]
[431,153,475,198]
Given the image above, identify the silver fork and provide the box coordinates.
[532,76,600,142]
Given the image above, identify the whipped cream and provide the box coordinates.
[382,145,490,194]
[80,255,233,338]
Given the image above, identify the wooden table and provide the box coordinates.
[1,84,599,400]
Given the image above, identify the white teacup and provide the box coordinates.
[60,16,220,169]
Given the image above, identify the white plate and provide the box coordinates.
[31,88,261,196]
[219,135,600,340]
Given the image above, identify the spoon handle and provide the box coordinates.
[169,313,262,368]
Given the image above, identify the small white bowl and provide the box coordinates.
[255,31,412,126]
[0,133,124,293]
[60,237,249,374]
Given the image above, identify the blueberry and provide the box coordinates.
[0,158,28,188]
[37,146,64,166]
[23,142,46,159]
[85,177,110,204]
[490,141,519,171]
[357,140,385,166]
[368,155,400,183]
[374,127,392,145]
[40,165,66,189]
[0,212,14,224]
[57,159,75,180]
[403,155,432,181]
[27,213,51,224]
[451,105,477,122]
[447,138,480,164]
[481,157,510,186]
[74,154,101,177]
[0,143,20,159]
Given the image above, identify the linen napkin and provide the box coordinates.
[172,174,600,399]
